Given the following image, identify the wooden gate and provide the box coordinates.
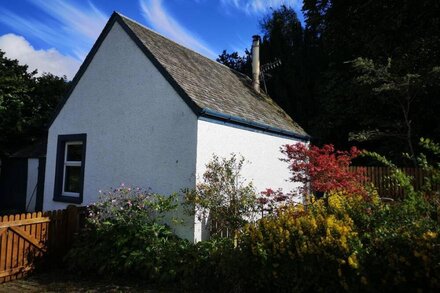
[0,212,50,283]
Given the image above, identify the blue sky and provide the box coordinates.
[0,0,303,79]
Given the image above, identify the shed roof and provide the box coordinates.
[11,141,46,158]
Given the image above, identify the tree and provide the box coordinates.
[216,50,251,75]
[282,143,367,197]
[259,5,316,129]
[0,50,35,155]
[29,73,70,139]
[219,1,440,164]
[302,0,440,163]
[0,50,69,156]
[217,6,317,131]
[184,154,257,244]
[349,58,440,165]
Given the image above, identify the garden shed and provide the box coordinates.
[43,12,309,241]
[0,141,46,213]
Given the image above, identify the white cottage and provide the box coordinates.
[43,12,309,241]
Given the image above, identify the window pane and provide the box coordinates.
[67,144,83,161]
[64,166,81,193]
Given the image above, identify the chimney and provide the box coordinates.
[251,35,261,93]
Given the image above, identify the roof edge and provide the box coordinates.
[47,12,120,129]
[114,12,252,81]
[46,11,308,140]
[47,11,203,130]
[200,108,310,141]
[114,13,203,115]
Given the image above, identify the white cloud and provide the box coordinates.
[0,0,107,61]
[28,0,107,42]
[139,0,217,59]
[0,34,80,79]
[220,0,302,15]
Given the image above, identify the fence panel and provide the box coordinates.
[0,205,84,283]
[350,166,439,199]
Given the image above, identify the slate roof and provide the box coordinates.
[49,12,308,139]
[117,14,308,139]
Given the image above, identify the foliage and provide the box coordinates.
[0,50,69,156]
[325,191,439,290]
[179,141,440,291]
[349,58,440,162]
[235,193,440,292]
[365,137,440,201]
[220,2,440,163]
[178,193,439,292]
[31,74,70,134]
[66,186,190,283]
[282,143,367,196]
[359,197,440,290]
[66,140,440,291]
[0,50,34,156]
[239,194,363,292]
[260,5,316,130]
[418,138,440,196]
[179,237,241,291]
[302,0,440,161]
[184,154,258,240]
[257,188,289,216]
[216,50,251,75]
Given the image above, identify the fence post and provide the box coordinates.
[65,205,79,252]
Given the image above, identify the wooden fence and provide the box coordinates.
[350,166,439,199]
[0,206,85,283]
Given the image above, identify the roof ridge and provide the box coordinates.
[114,12,253,82]
[47,11,308,139]
[114,11,308,138]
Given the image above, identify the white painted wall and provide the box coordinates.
[194,119,305,241]
[25,158,39,212]
[44,22,198,240]
[43,19,307,242]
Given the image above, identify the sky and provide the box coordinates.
[0,0,303,79]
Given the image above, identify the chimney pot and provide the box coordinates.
[252,35,261,93]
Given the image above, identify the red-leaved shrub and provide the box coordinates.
[282,143,367,196]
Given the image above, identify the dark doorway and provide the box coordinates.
[0,158,28,214]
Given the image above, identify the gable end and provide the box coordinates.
[48,12,309,141]
[47,12,202,129]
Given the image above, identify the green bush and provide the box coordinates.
[180,237,242,291]
[237,194,365,292]
[233,193,440,292]
[184,154,258,243]
[358,196,440,290]
[65,139,440,291]
[65,189,440,291]
[65,186,190,283]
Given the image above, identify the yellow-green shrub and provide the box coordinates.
[359,196,440,291]
[239,194,365,291]
[236,193,440,292]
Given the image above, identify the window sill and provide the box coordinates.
[53,195,83,204]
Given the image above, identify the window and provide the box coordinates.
[53,134,87,203]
